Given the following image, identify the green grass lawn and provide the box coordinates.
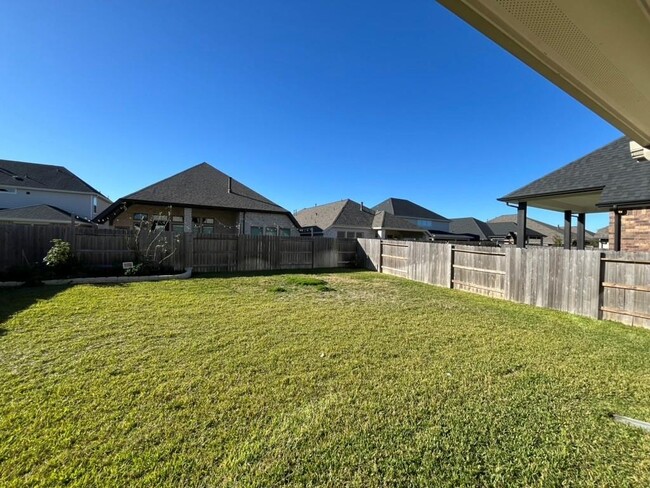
[1,270,650,486]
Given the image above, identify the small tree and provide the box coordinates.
[125,207,180,275]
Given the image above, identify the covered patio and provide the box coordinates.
[498,137,650,251]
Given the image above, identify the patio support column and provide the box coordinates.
[563,210,572,250]
[577,213,586,250]
[517,202,527,248]
[614,210,622,251]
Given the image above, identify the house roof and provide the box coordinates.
[499,137,650,209]
[371,211,425,232]
[0,159,105,196]
[487,222,546,239]
[488,214,595,240]
[295,199,423,233]
[449,218,495,240]
[594,226,609,240]
[295,200,375,230]
[95,163,295,223]
[0,204,92,224]
[372,198,449,222]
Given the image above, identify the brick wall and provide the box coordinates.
[609,208,650,251]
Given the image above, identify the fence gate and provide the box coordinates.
[380,241,409,277]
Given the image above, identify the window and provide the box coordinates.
[251,226,263,236]
[355,232,364,238]
[133,213,148,229]
[280,228,291,237]
[265,226,278,236]
[172,224,184,234]
[346,231,357,238]
[337,231,346,239]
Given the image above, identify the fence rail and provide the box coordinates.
[357,238,650,329]
[0,223,356,275]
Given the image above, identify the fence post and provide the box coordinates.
[597,252,606,319]
[311,238,315,269]
[449,244,455,289]
[378,240,383,273]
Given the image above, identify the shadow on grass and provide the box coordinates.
[192,267,366,280]
[0,285,67,328]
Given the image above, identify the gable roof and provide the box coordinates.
[295,200,375,230]
[0,159,105,195]
[95,163,295,223]
[0,204,92,224]
[295,199,424,233]
[488,214,595,240]
[487,222,545,239]
[449,218,495,240]
[371,211,425,232]
[499,137,650,208]
[372,198,449,221]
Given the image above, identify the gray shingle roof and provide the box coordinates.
[487,222,545,239]
[372,198,449,221]
[295,200,375,229]
[296,199,424,233]
[96,163,295,223]
[488,214,595,240]
[499,137,650,208]
[0,204,91,224]
[449,218,495,240]
[0,159,104,195]
[372,211,425,232]
[594,226,609,240]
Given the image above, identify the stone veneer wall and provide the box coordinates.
[609,208,650,251]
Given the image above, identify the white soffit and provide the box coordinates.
[437,0,650,147]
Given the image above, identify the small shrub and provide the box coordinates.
[43,239,73,269]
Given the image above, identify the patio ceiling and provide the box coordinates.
[521,189,606,213]
[437,0,650,148]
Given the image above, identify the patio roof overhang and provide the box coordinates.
[499,189,607,213]
[437,0,650,148]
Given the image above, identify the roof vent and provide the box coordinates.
[630,141,650,162]
[12,175,24,181]
[360,201,364,211]
[227,176,232,193]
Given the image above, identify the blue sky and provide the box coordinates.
[0,1,620,230]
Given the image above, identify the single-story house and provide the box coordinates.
[0,159,111,222]
[295,199,427,240]
[94,163,300,236]
[372,197,451,232]
[449,217,545,246]
[0,204,93,226]
[488,214,596,247]
[498,137,650,251]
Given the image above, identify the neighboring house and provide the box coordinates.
[595,226,609,250]
[0,204,93,226]
[372,197,450,232]
[449,217,495,241]
[488,215,595,247]
[498,137,650,251]
[0,159,111,221]
[94,163,300,236]
[295,199,426,240]
[450,217,545,246]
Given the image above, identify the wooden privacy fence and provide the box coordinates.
[191,235,357,272]
[357,238,650,328]
[0,223,356,274]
